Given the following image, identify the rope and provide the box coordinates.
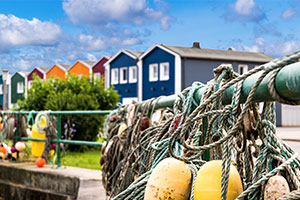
[101,49,300,200]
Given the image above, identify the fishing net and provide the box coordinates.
[102,50,300,200]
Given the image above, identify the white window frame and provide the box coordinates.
[0,84,3,94]
[129,66,137,83]
[111,68,119,85]
[159,62,169,81]
[28,80,33,89]
[94,73,101,80]
[149,63,158,82]
[120,67,128,84]
[238,64,248,75]
[17,82,24,93]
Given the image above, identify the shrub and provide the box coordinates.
[17,74,119,151]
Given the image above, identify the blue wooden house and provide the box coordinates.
[104,50,143,104]
[138,42,273,101]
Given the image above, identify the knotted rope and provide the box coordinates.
[102,49,300,200]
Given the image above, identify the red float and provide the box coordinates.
[35,157,46,168]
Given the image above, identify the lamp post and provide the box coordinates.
[2,69,9,110]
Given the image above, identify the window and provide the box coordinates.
[111,68,119,85]
[28,81,33,89]
[120,67,128,84]
[94,73,101,80]
[17,82,24,93]
[0,84,2,94]
[129,66,137,83]
[149,63,158,82]
[160,62,169,81]
[238,64,248,75]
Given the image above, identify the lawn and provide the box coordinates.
[3,140,102,170]
[60,150,101,170]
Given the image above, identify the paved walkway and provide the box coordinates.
[276,127,300,141]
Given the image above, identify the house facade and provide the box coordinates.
[92,56,110,80]
[0,74,11,110]
[138,43,284,125]
[11,72,27,105]
[139,43,273,101]
[105,50,142,104]
[27,67,49,89]
[68,60,97,78]
[46,64,70,80]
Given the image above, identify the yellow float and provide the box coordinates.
[144,157,192,200]
[31,116,47,157]
[118,123,128,136]
[194,160,243,200]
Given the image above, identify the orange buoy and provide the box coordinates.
[35,157,46,168]
[194,160,243,200]
[15,142,26,152]
[144,157,192,200]
[0,146,6,155]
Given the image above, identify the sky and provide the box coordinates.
[1,0,300,73]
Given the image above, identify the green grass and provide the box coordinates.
[3,139,103,170]
[60,150,101,170]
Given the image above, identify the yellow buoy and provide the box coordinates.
[194,160,243,200]
[31,116,47,157]
[144,157,192,200]
[118,123,128,136]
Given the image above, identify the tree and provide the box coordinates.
[17,74,119,151]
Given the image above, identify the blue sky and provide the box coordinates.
[1,0,300,72]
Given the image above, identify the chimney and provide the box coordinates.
[192,42,200,48]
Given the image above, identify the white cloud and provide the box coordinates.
[281,8,297,19]
[226,0,265,22]
[78,34,141,51]
[87,53,97,61]
[233,0,255,16]
[0,14,62,50]
[63,0,172,30]
[234,37,300,58]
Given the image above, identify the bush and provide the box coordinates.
[17,74,119,151]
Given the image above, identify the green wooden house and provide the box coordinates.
[10,72,28,105]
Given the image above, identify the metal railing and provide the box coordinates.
[1,110,111,168]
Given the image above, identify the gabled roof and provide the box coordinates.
[14,71,29,78]
[56,64,70,71]
[125,50,143,58]
[36,67,50,74]
[105,50,144,66]
[79,60,97,69]
[103,56,111,60]
[161,44,273,63]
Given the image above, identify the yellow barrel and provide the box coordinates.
[194,160,243,200]
[31,117,46,157]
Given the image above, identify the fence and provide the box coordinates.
[1,110,111,168]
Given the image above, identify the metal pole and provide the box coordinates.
[148,62,300,110]
[56,114,62,168]
[3,80,7,110]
